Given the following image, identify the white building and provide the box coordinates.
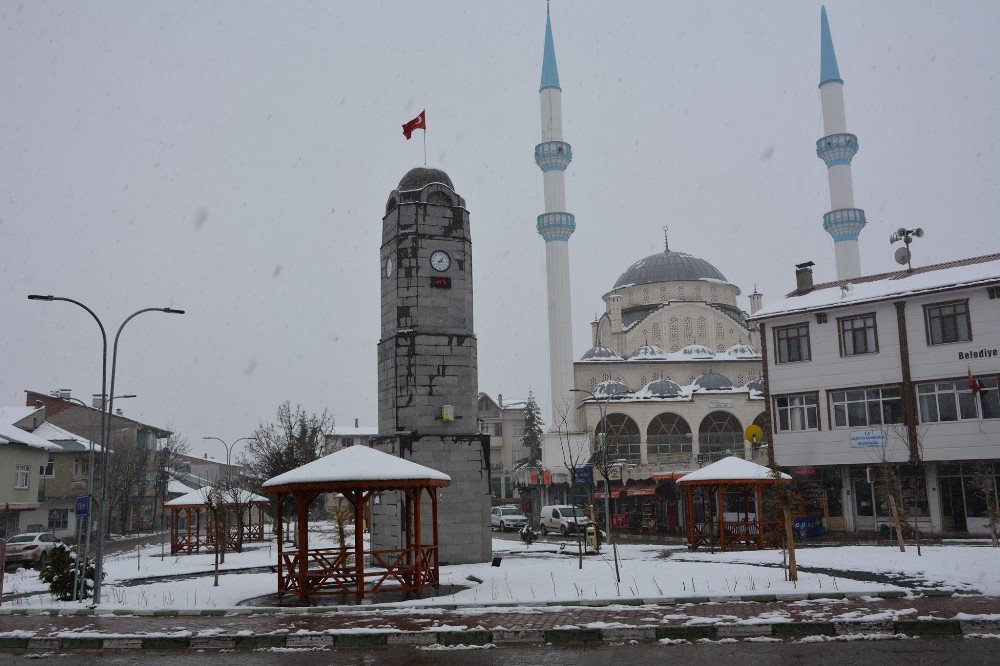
[477,394,529,501]
[752,255,1000,534]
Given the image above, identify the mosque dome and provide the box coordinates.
[627,344,668,361]
[643,378,683,398]
[693,371,735,391]
[580,346,624,362]
[614,249,727,289]
[397,167,454,191]
[593,380,630,399]
[680,344,715,358]
[725,343,761,358]
[745,377,765,394]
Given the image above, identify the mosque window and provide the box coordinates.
[716,322,725,340]
[710,286,718,302]
[678,286,686,300]
[683,317,694,341]
[643,288,649,303]
[668,317,679,341]
[660,287,667,301]
[640,376,647,386]
[717,345,725,353]
[627,291,634,305]
[652,322,661,340]
[670,345,678,352]
[602,372,612,382]
[737,374,745,385]
[590,377,597,389]
[695,286,703,300]
[696,317,707,341]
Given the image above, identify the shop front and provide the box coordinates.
[790,467,844,536]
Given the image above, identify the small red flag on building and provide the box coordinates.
[968,365,981,394]
[402,110,426,140]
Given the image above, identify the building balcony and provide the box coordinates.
[823,208,867,242]
[536,212,576,242]
[534,141,572,172]
[816,133,858,167]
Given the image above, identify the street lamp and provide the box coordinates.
[29,295,184,605]
[202,436,254,473]
[570,387,621,582]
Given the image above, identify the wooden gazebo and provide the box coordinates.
[677,457,791,551]
[262,445,450,601]
[166,486,269,555]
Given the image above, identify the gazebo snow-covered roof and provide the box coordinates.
[263,444,450,492]
[677,456,791,484]
[165,486,268,507]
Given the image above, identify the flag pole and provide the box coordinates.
[423,128,427,166]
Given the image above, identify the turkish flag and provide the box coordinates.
[402,110,426,139]
[968,366,981,394]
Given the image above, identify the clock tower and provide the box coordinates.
[372,166,491,565]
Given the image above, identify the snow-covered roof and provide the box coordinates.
[578,344,760,364]
[165,486,268,507]
[0,408,61,452]
[751,253,1000,320]
[263,445,450,490]
[31,421,102,453]
[677,456,791,484]
[167,479,195,495]
[627,344,668,361]
[580,346,623,362]
[593,380,764,403]
[327,426,378,437]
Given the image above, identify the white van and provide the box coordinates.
[538,505,592,536]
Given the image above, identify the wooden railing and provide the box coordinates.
[279,545,439,597]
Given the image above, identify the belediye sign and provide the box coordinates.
[958,348,998,360]
[850,429,887,448]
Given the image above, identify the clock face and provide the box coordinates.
[384,256,393,278]
[430,250,451,272]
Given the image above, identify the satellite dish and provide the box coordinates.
[895,247,911,265]
[745,424,764,445]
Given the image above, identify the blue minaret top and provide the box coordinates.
[819,6,842,87]
[540,10,561,92]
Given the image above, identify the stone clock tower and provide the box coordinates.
[372,166,491,565]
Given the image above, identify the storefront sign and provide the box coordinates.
[793,467,819,478]
[958,347,997,360]
[849,429,887,448]
[708,399,734,407]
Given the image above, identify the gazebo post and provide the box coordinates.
[187,507,194,554]
[276,492,284,595]
[717,483,727,550]
[684,488,695,550]
[414,488,423,594]
[354,491,366,600]
[430,487,439,587]
[296,491,311,601]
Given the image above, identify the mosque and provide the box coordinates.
[528,8,768,532]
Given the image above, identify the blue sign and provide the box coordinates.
[850,429,887,448]
[75,496,90,518]
[573,466,593,485]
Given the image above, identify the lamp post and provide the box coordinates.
[202,436,254,474]
[570,387,620,582]
[30,296,184,604]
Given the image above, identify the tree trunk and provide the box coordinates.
[782,507,798,582]
[888,495,906,553]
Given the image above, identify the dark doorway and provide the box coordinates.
[940,477,967,532]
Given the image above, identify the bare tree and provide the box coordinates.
[104,430,147,535]
[553,409,591,569]
[589,418,623,583]
[877,424,929,555]
[970,462,1000,547]
[202,486,227,587]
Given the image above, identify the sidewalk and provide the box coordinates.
[1,595,998,650]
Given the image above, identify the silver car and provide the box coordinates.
[490,506,528,532]
[3,532,63,567]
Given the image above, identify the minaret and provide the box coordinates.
[816,6,866,281]
[535,7,578,430]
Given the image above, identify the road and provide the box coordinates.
[0,639,995,664]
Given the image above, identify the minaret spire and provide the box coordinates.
[816,5,865,280]
[535,6,578,430]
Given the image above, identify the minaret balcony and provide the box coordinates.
[823,208,867,241]
[535,141,573,172]
[537,212,576,242]
[816,133,858,167]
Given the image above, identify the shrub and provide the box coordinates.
[519,525,537,547]
[37,544,99,600]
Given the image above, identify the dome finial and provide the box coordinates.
[663,225,670,252]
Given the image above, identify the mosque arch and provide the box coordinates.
[698,411,744,462]
[646,413,693,462]
[426,190,453,207]
[385,196,398,215]
[595,413,641,463]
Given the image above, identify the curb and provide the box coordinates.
[0,589,924,617]
[1,619,995,651]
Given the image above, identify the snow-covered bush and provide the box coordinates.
[519,525,537,547]
[37,544,100,600]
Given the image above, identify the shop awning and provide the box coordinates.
[627,484,657,496]
[593,487,624,500]
[653,471,686,482]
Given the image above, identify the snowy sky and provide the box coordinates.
[2,1,998,458]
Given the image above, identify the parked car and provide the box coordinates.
[490,506,528,532]
[538,505,593,536]
[2,532,64,567]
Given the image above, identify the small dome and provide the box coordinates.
[593,380,630,398]
[627,344,667,361]
[745,377,765,393]
[644,378,683,398]
[614,249,727,289]
[581,346,623,362]
[693,371,735,391]
[397,167,454,191]
[725,343,761,358]
[680,344,714,358]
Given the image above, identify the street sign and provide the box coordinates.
[75,496,90,518]
[573,466,594,485]
[850,429,886,448]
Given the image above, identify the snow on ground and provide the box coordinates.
[5,533,998,610]
[677,545,1000,595]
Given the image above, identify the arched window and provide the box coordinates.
[385,196,398,215]
[668,317,679,342]
[696,317,707,341]
[710,286,718,302]
[715,322,725,340]
[660,286,668,301]
[595,413,641,463]
[652,322,661,340]
[678,286,686,300]
[646,413,693,462]
[643,288,649,303]
[695,286,703,300]
[752,412,767,433]
[683,317,694,341]
[426,191,453,207]
[698,411,743,462]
